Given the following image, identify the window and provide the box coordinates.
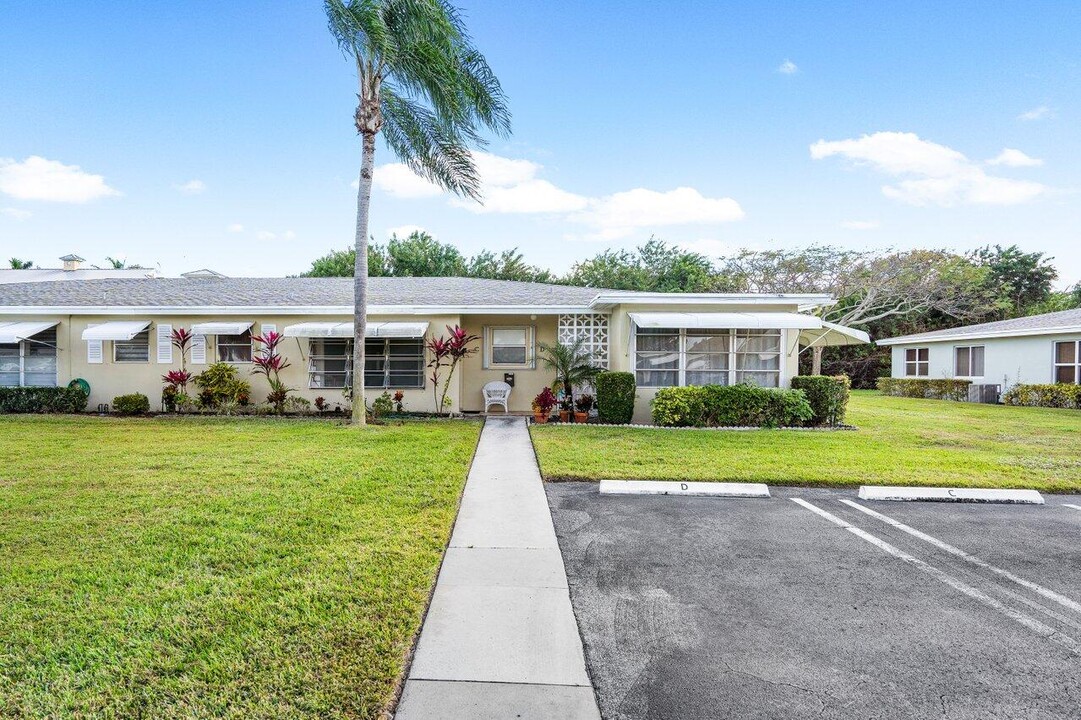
[1,328,58,387]
[308,338,425,389]
[1054,341,1080,384]
[904,347,929,377]
[217,331,253,363]
[485,326,534,368]
[114,330,150,363]
[634,327,781,388]
[954,346,985,377]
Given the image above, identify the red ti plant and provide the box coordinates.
[171,328,193,372]
[251,331,292,413]
[426,325,479,415]
[162,369,193,392]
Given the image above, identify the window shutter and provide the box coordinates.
[157,324,173,364]
[262,323,276,336]
[87,340,103,364]
[191,334,206,365]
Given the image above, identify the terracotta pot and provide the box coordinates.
[574,411,588,423]
[559,410,571,422]
[533,411,549,423]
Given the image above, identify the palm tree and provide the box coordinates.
[325,0,510,424]
[9,258,33,269]
[538,339,601,409]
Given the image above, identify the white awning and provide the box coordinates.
[283,321,429,339]
[798,321,871,347]
[629,312,822,330]
[81,320,151,341]
[0,321,59,344]
[190,321,254,336]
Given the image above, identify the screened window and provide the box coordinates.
[114,330,150,363]
[904,347,929,377]
[485,327,533,368]
[308,338,425,389]
[1,327,58,387]
[217,331,253,363]
[634,327,780,388]
[955,346,985,377]
[1054,341,1080,384]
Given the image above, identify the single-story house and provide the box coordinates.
[0,276,868,422]
[0,253,158,283]
[879,308,1081,390]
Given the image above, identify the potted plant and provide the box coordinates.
[574,394,594,423]
[538,338,601,419]
[558,396,573,423]
[532,387,557,423]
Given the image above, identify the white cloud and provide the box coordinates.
[227,223,245,233]
[778,59,799,75]
[387,224,428,238]
[0,156,121,203]
[175,179,206,195]
[1,207,32,221]
[986,148,1043,167]
[840,219,879,230]
[370,164,443,198]
[810,131,1046,207]
[459,179,589,214]
[1018,105,1053,121]
[573,187,745,241]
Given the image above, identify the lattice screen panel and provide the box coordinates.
[557,313,610,368]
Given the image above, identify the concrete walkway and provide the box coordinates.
[395,417,601,720]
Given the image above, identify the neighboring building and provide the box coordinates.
[0,276,868,421]
[879,308,1081,390]
[0,254,157,283]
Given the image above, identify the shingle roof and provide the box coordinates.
[0,276,620,309]
[879,308,1081,345]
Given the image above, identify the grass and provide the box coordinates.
[531,391,1081,492]
[0,415,480,720]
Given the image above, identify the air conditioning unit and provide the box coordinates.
[967,383,1001,404]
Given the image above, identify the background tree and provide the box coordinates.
[467,248,552,282]
[971,244,1058,318]
[384,231,466,276]
[302,245,389,277]
[8,258,33,269]
[325,0,509,423]
[565,238,726,291]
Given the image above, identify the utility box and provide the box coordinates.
[967,383,1001,404]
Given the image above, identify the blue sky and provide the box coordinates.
[2,1,1079,285]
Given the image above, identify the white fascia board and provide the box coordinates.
[590,293,836,312]
[877,325,1081,346]
[0,304,596,317]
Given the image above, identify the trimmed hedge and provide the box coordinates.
[113,393,151,416]
[791,375,851,426]
[0,386,89,414]
[877,377,971,401]
[1003,384,1081,409]
[651,384,813,428]
[596,371,635,424]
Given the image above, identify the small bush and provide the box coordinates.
[0,386,89,414]
[595,371,635,424]
[1003,384,1081,409]
[284,396,313,415]
[791,375,851,426]
[651,384,813,428]
[370,391,394,419]
[194,362,252,408]
[877,377,971,401]
[113,393,151,416]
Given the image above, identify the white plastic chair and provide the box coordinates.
[482,380,512,413]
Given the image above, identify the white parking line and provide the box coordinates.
[790,498,1080,655]
[839,499,1081,618]
[1064,504,1081,512]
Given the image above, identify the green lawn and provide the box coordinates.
[531,391,1081,492]
[0,415,480,720]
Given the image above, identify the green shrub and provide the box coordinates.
[651,384,813,428]
[0,386,89,414]
[791,375,851,426]
[877,377,971,401]
[1003,384,1081,409]
[113,393,150,416]
[194,362,252,408]
[595,371,635,424]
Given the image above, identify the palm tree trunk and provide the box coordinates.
[351,131,375,425]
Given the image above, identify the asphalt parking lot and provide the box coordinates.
[546,484,1081,720]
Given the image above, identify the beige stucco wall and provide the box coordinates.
[57,313,460,412]
[457,314,559,413]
